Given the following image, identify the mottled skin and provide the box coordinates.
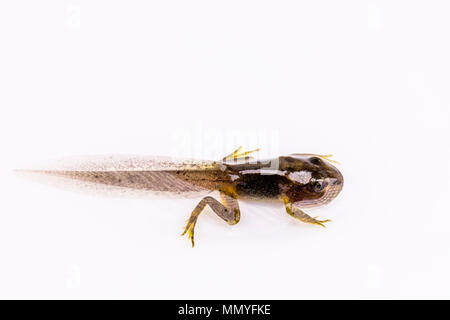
[175,155,343,206]
[180,149,344,247]
[19,149,344,247]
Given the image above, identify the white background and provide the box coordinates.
[1,1,449,299]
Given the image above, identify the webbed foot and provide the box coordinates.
[222,146,261,161]
[181,221,196,247]
[311,216,332,228]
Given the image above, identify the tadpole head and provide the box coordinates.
[279,154,344,207]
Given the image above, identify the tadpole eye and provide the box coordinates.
[310,157,322,165]
[310,179,326,192]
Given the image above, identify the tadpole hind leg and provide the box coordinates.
[182,193,240,247]
[283,198,331,228]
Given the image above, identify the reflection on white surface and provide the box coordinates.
[1,0,450,299]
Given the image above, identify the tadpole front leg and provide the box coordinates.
[283,198,331,228]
